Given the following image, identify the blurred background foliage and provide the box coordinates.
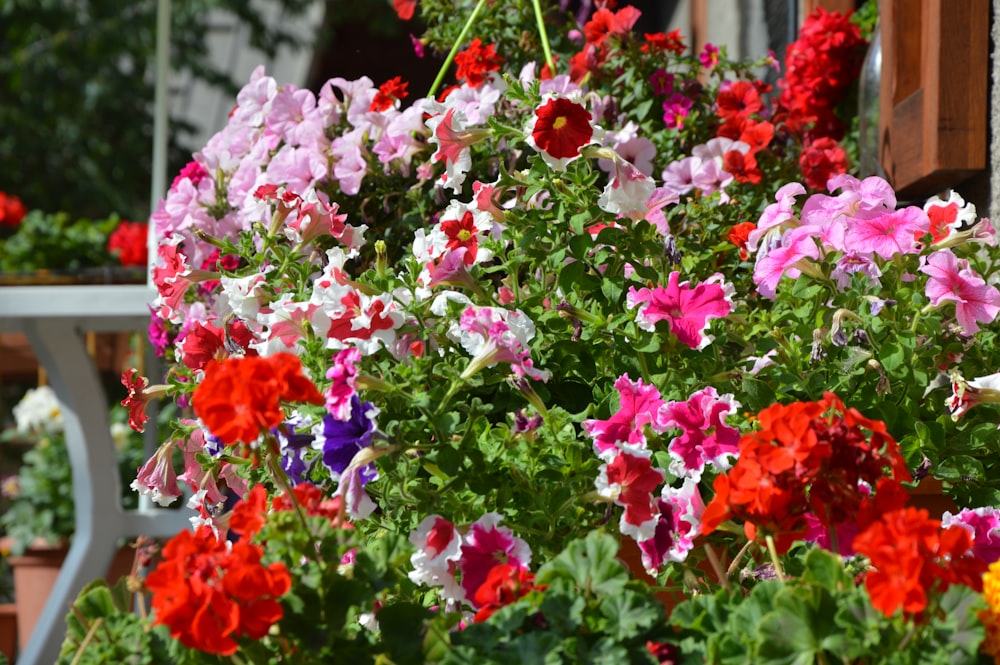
[0,0,320,222]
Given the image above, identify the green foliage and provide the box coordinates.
[0,209,118,272]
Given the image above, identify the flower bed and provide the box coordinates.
[56,2,1000,664]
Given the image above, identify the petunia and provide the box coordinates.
[313,395,379,484]
[920,249,1000,334]
[752,231,820,299]
[845,205,929,260]
[450,306,549,381]
[636,478,704,573]
[458,513,532,605]
[660,387,741,479]
[526,95,595,170]
[409,514,465,602]
[595,447,666,541]
[582,374,666,457]
[626,272,734,350]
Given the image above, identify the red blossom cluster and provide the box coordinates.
[370,76,410,112]
[853,500,986,617]
[0,191,26,229]
[472,563,542,622]
[146,523,291,655]
[454,38,504,88]
[192,353,324,446]
[106,220,149,267]
[714,80,775,185]
[570,5,641,82]
[701,393,910,551]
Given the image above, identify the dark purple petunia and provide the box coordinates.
[317,394,378,485]
[275,418,315,485]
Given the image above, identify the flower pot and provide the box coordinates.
[7,540,134,652]
[909,476,958,519]
[0,604,16,664]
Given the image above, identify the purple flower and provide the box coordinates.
[315,395,379,485]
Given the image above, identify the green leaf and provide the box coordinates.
[536,531,628,598]
[598,588,663,640]
[376,602,432,665]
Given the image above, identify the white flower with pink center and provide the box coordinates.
[449,306,549,381]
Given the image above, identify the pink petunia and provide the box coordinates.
[920,249,1000,334]
[845,206,929,260]
[326,347,362,421]
[451,306,549,381]
[626,272,733,350]
[595,447,666,541]
[582,374,666,457]
[636,478,704,573]
[942,508,1000,564]
[659,387,740,479]
[752,232,821,299]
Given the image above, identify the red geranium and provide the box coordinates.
[107,220,149,267]
[147,525,291,655]
[0,192,26,229]
[370,76,409,112]
[799,137,849,190]
[192,353,324,446]
[453,38,503,88]
[472,563,541,622]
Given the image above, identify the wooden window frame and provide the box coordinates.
[877,0,989,198]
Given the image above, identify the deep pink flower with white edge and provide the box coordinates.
[752,231,821,299]
[525,94,599,171]
[582,374,666,458]
[637,478,704,573]
[942,507,1000,563]
[844,206,929,260]
[449,306,549,381]
[659,386,740,480]
[595,446,666,541]
[920,249,1000,334]
[327,347,362,421]
[626,272,734,350]
[458,513,532,605]
[409,514,465,602]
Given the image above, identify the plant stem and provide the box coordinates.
[427,0,489,98]
[726,538,755,578]
[764,534,786,582]
[703,543,731,592]
[530,0,556,73]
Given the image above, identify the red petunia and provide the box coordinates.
[728,221,757,260]
[392,0,417,20]
[107,220,149,267]
[121,369,152,432]
[723,149,762,184]
[642,29,685,55]
[528,97,594,169]
[472,563,540,622]
[439,211,479,265]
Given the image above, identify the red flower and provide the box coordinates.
[702,393,910,551]
[799,137,848,190]
[727,221,756,260]
[439,211,479,265]
[453,38,503,88]
[392,0,417,20]
[529,97,594,164]
[370,76,409,112]
[853,507,986,616]
[0,192,27,229]
[583,6,641,46]
[229,485,269,538]
[272,482,353,528]
[147,525,291,655]
[107,221,149,267]
[716,80,763,121]
[722,150,762,184]
[193,354,324,446]
[121,369,152,432]
[472,563,540,622]
[642,30,685,55]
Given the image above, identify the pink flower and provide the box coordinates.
[131,440,182,507]
[943,508,1000,563]
[946,370,1000,419]
[598,153,655,220]
[637,478,704,572]
[582,374,666,457]
[427,107,488,193]
[920,249,1000,334]
[749,182,806,251]
[626,272,733,350]
[662,93,693,130]
[595,448,666,541]
[327,347,362,421]
[699,43,720,68]
[177,425,226,506]
[451,306,549,381]
[659,387,740,479]
[458,513,532,605]
[752,232,821,299]
[845,206,929,260]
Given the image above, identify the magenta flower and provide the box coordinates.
[662,93,693,129]
[699,43,720,68]
[845,206,929,260]
[636,478,704,573]
[943,508,1000,563]
[920,249,1000,334]
[626,272,733,350]
[131,439,182,507]
[326,346,362,421]
[582,374,666,457]
[458,513,532,605]
[749,182,806,252]
[659,386,740,479]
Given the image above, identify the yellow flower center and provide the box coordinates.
[553,116,568,130]
[458,229,473,242]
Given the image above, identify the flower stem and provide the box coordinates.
[703,543,731,592]
[530,0,556,74]
[427,0,489,98]
[764,534,786,582]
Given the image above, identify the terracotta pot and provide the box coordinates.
[909,477,958,519]
[0,604,16,664]
[8,541,134,653]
